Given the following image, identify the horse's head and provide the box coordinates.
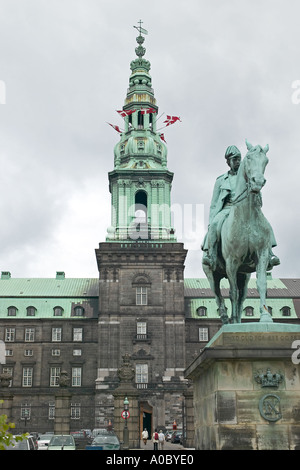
[244,139,269,193]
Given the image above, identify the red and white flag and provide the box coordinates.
[160,133,167,143]
[163,115,181,126]
[140,107,157,115]
[116,109,136,117]
[107,123,122,133]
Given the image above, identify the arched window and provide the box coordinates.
[281,306,291,317]
[53,306,63,317]
[135,190,147,224]
[73,306,85,317]
[7,306,17,316]
[26,306,36,317]
[196,307,207,317]
[244,306,254,316]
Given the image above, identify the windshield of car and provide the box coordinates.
[38,434,53,440]
[49,436,74,446]
[92,435,119,445]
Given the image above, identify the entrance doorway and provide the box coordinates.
[140,402,152,440]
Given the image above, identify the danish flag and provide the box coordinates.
[163,115,181,126]
[107,123,122,133]
[160,134,167,143]
[140,107,156,115]
[116,109,136,117]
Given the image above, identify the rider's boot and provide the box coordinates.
[267,250,280,271]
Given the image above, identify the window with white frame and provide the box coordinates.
[73,328,83,342]
[199,327,209,342]
[52,327,62,342]
[136,287,147,305]
[71,403,81,419]
[24,349,33,357]
[73,349,82,356]
[5,328,15,342]
[136,321,147,339]
[136,364,148,384]
[22,367,33,387]
[50,367,61,387]
[25,328,35,342]
[72,367,82,387]
[21,405,31,421]
[48,403,55,420]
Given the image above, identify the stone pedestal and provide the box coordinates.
[185,323,300,450]
[54,390,72,435]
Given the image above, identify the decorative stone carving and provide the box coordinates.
[0,372,12,388]
[59,370,70,388]
[117,353,135,383]
[254,368,284,388]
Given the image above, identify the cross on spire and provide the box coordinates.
[133,19,148,36]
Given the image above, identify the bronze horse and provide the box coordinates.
[203,140,274,324]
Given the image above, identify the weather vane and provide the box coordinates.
[133,20,148,36]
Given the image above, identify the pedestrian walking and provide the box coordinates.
[152,429,159,450]
[158,430,165,450]
[142,428,148,445]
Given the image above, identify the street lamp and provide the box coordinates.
[123,396,129,450]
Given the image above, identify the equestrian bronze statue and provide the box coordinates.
[202,140,280,324]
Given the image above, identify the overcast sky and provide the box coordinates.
[0,0,299,280]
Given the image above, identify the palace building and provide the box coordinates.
[0,28,300,441]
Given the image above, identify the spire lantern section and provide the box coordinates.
[107,24,176,243]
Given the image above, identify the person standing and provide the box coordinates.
[142,428,148,446]
[152,429,159,450]
[158,430,165,450]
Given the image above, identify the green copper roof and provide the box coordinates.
[0,277,99,297]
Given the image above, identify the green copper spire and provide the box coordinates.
[106,23,176,243]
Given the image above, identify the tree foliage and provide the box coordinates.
[0,401,27,450]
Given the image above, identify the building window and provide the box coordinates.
[72,367,82,387]
[73,328,83,342]
[244,306,254,316]
[73,306,84,317]
[52,349,60,356]
[136,321,147,339]
[136,287,147,305]
[71,403,81,419]
[5,328,15,342]
[281,306,291,316]
[22,368,33,387]
[7,306,17,316]
[268,306,273,315]
[24,350,33,357]
[26,306,36,317]
[48,403,55,420]
[20,404,31,421]
[199,327,209,342]
[25,328,35,342]
[53,307,63,317]
[52,328,62,342]
[136,364,148,388]
[5,350,13,357]
[73,349,82,356]
[196,306,207,317]
[50,367,61,387]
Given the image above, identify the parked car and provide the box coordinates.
[87,432,120,450]
[164,431,173,441]
[47,434,76,450]
[5,435,38,450]
[37,433,53,450]
[171,431,182,443]
[71,430,92,449]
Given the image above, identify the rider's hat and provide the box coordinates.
[225,145,241,160]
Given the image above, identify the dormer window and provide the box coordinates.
[53,307,63,317]
[26,306,36,317]
[73,306,85,317]
[7,306,17,317]
[196,307,207,317]
[281,306,291,317]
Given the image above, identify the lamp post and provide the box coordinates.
[123,396,129,450]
